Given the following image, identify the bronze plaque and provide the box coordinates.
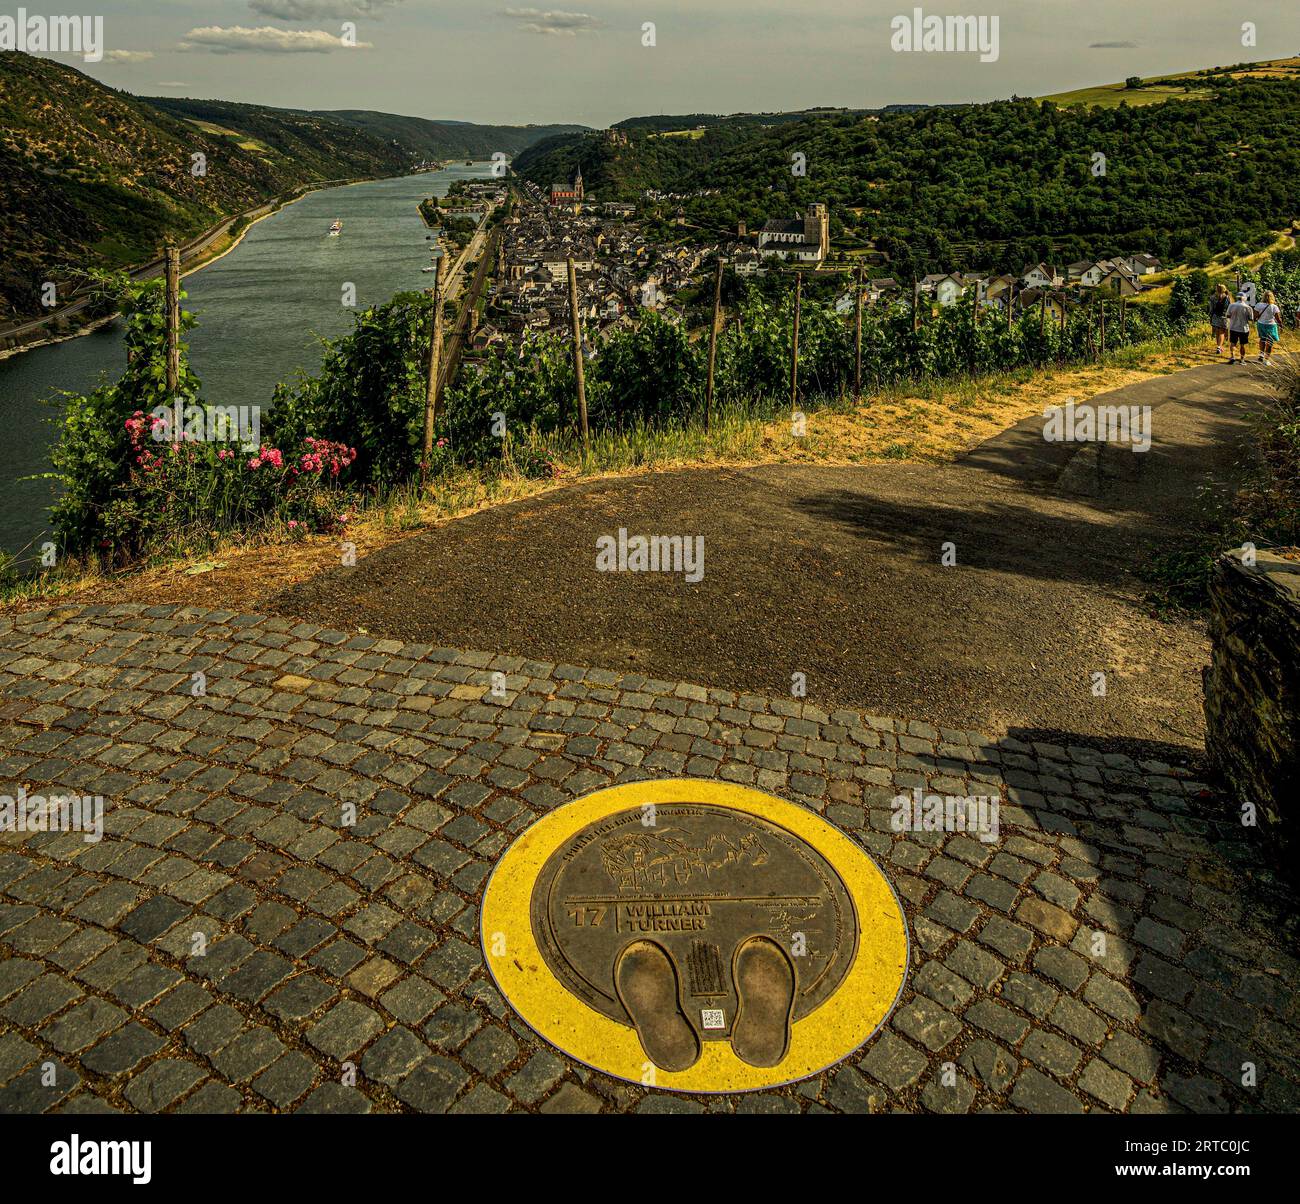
[529,803,858,1061]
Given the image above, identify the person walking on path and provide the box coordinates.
[1209,283,1231,354]
[1226,291,1256,364]
[1253,290,1282,364]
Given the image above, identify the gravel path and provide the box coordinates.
[277,363,1267,755]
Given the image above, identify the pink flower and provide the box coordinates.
[248,458,262,470]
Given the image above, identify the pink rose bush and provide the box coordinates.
[117,411,359,551]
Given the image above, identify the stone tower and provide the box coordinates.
[804,204,830,260]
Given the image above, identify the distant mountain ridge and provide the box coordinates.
[296,108,589,160]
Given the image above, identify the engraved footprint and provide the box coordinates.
[731,936,797,1069]
[614,939,701,1073]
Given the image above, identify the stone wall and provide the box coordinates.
[1203,549,1300,865]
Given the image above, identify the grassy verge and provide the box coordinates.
[0,329,1215,615]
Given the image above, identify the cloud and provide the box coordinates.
[501,8,601,36]
[178,26,372,54]
[1089,41,1139,49]
[248,0,402,18]
[154,82,191,88]
[104,50,155,63]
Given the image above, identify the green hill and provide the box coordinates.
[1043,55,1300,107]
[516,64,1300,281]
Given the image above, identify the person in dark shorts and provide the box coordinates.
[1226,292,1255,363]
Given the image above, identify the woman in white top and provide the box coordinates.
[1253,290,1282,364]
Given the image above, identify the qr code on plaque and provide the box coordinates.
[700,1008,726,1031]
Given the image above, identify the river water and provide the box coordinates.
[0,162,493,560]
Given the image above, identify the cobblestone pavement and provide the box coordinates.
[0,604,1296,1115]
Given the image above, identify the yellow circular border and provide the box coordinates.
[480,779,909,1093]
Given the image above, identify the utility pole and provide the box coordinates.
[705,257,725,432]
[912,279,921,333]
[164,243,181,407]
[421,254,445,479]
[568,257,589,446]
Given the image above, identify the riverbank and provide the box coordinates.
[0,175,384,364]
[0,311,120,363]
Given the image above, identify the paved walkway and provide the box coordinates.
[0,604,1296,1114]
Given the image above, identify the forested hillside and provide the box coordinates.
[0,53,407,322]
[517,70,1300,280]
[0,53,588,324]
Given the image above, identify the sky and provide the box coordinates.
[26,0,1300,127]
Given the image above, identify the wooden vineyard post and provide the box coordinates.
[165,243,181,410]
[791,272,802,412]
[421,254,445,481]
[568,257,589,446]
[854,266,864,401]
[912,279,921,333]
[1099,297,1106,355]
[705,257,724,433]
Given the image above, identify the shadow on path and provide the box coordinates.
[275,364,1268,755]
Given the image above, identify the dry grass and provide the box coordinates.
[756,338,1206,464]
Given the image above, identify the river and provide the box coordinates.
[0,162,494,561]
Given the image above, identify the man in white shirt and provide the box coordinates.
[1226,294,1255,364]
